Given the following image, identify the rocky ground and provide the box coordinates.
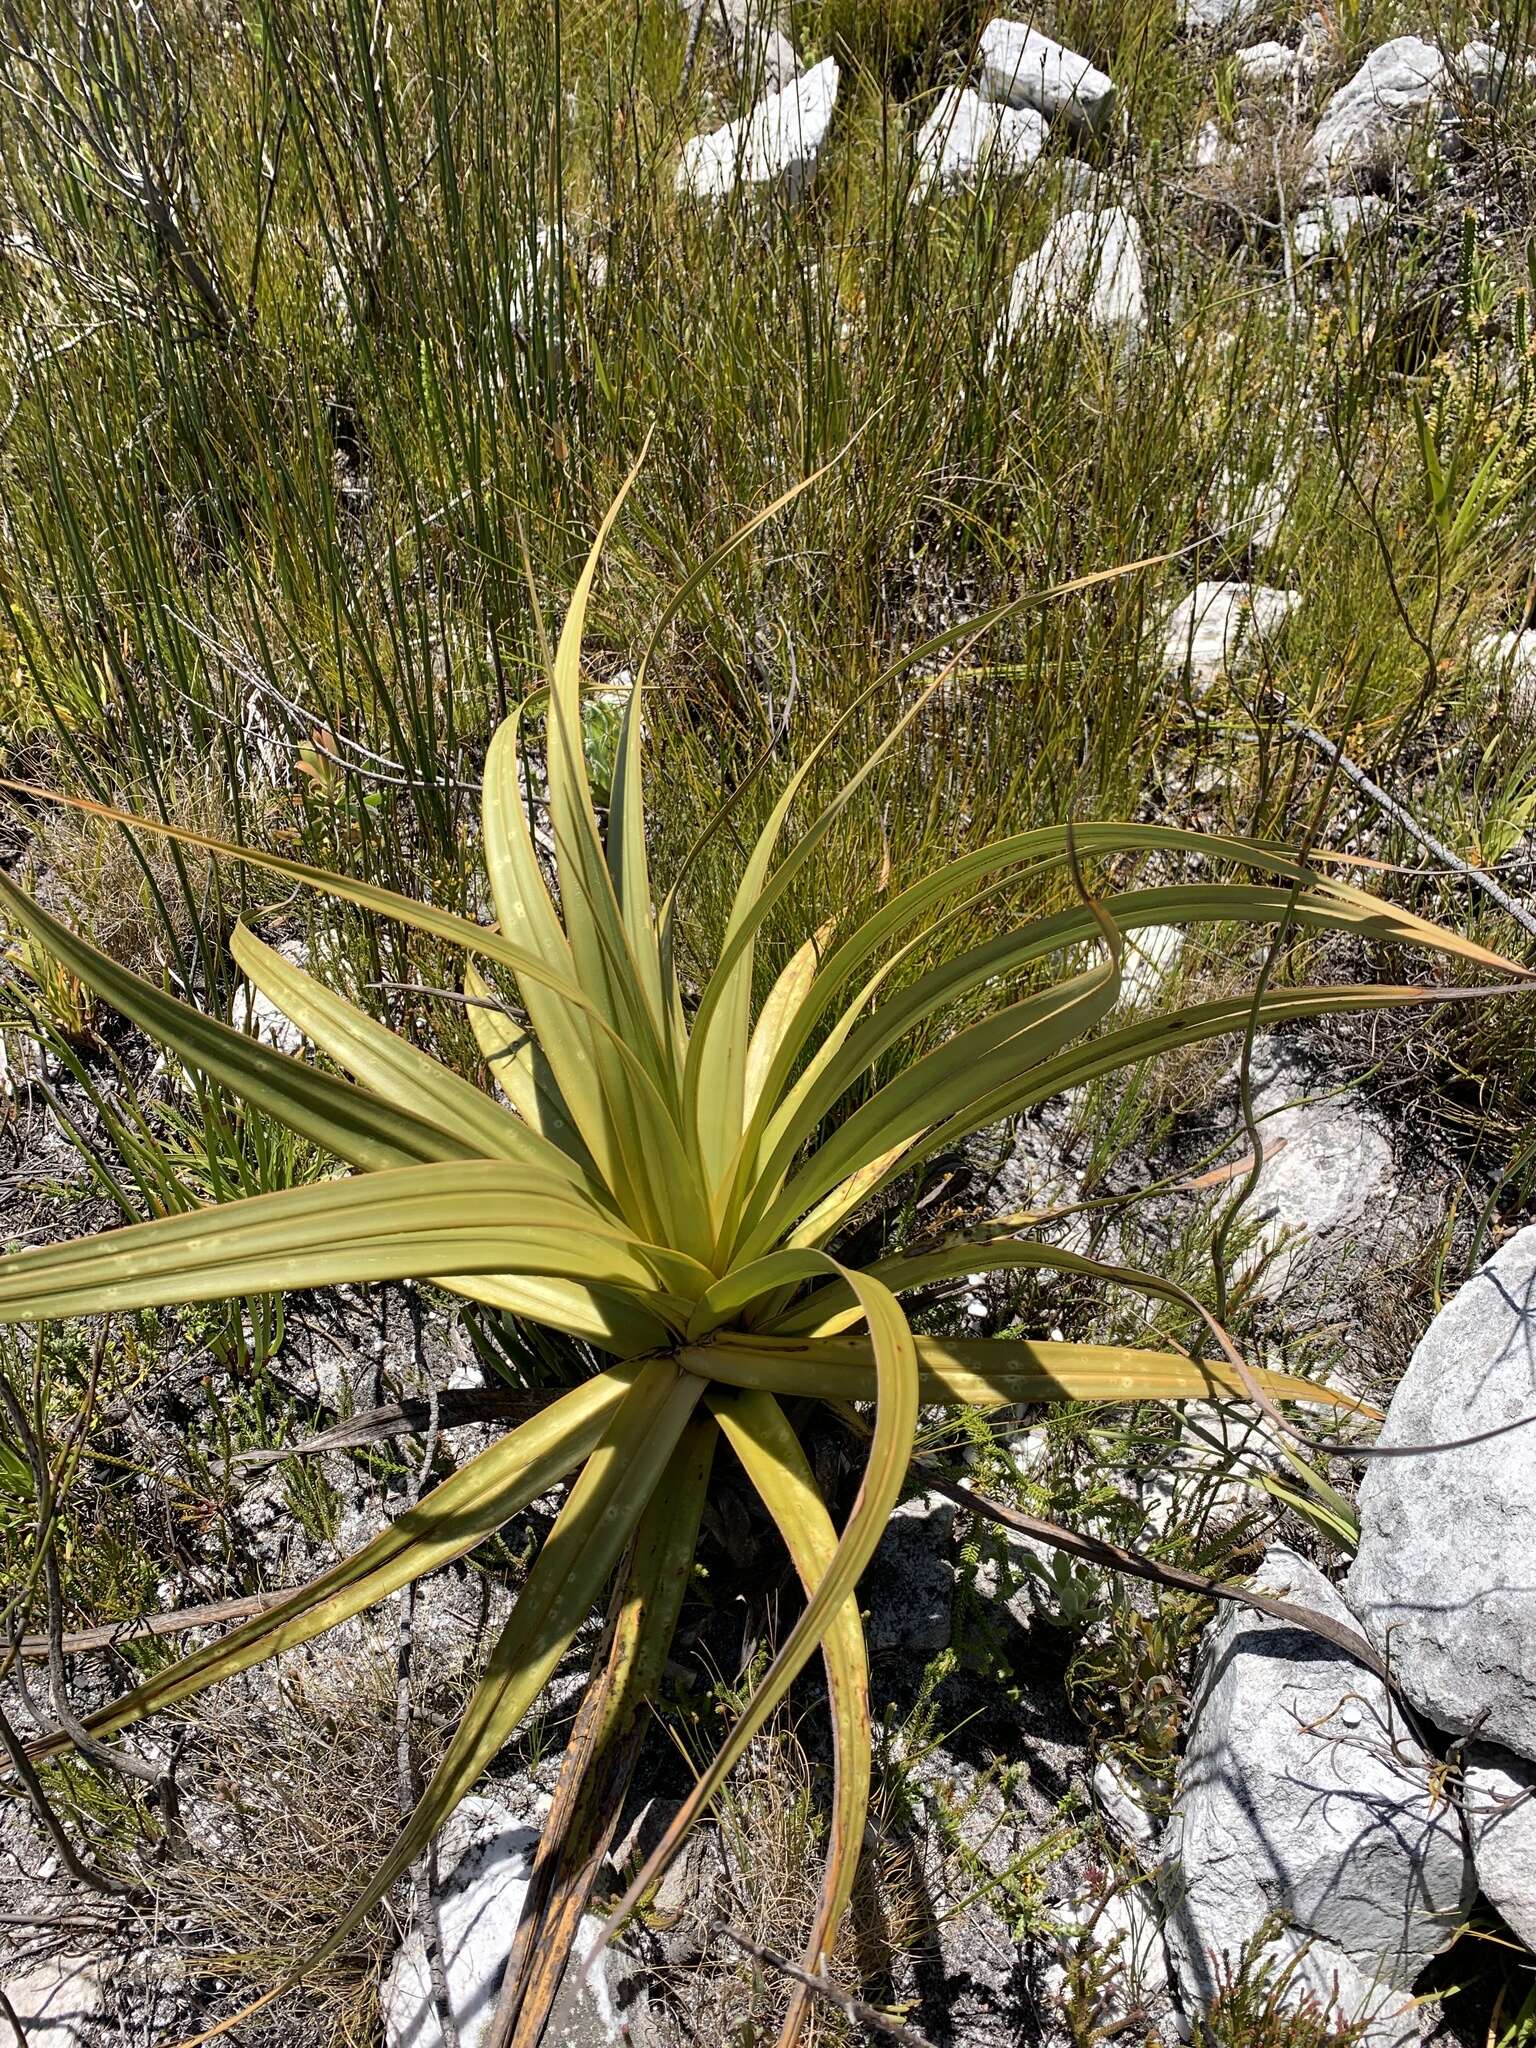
[4,0,1536,2042]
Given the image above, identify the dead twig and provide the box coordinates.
[706,1920,938,2048]
[231,1387,560,1471]
[1283,711,1536,944]
[14,1592,282,1660]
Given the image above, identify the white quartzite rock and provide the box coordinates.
[1093,1753,1159,1852]
[1346,1225,1536,1758]
[1117,922,1184,1012]
[696,0,801,92]
[382,1796,628,2046]
[912,85,1048,196]
[1235,39,1305,87]
[1178,0,1265,39]
[1050,1883,1171,2005]
[1475,628,1536,718]
[1463,1745,1536,1949]
[1456,36,1536,104]
[1291,192,1389,258]
[979,19,1115,133]
[1162,1548,1471,2041]
[1227,1037,1406,1297]
[3,1956,107,2048]
[995,206,1145,351]
[677,56,838,202]
[1212,465,1291,553]
[1307,36,1446,188]
[1160,579,1298,686]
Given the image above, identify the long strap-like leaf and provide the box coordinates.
[492,1410,716,2047]
[749,821,1521,1114]
[748,878,1464,1193]
[599,1262,916,1952]
[22,1366,643,1762]
[462,958,599,1178]
[1,779,709,1246]
[739,953,1122,1260]
[250,1358,706,2011]
[787,977,1531,1245]
[710,1388,871,2048]
[230,924,601,1195]
[687,1331,1364,1412]
[0,870,464,1173]
[0,870,669,1354]
[0,1161,705,1324]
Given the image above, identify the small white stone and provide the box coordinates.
[1225,1037,1402,1297]
[230,939,310,1058]
[1456,36,1536,104]
[1117,924,1184,1012]
[1160,579,1299,687]
[1056,157,1107,208]
[1291,193,1389,259]
[1093,1753,1160,1851]
[1163,1547,1471,2024]
[1191,119,1231,170]
[1211,465,1291,553]
[1235,39,1303,87]
[677,55,839,202]
[0,1029,54,1098]
[381,1796,625,2046]
[4,1956,107,2048]
[1474,627,1536,719]
[912,86,1049,196]
[979,19,1116,133]
[1056,1883,1170,1999]
[1178,0,1265,38]
[994,206,1146,356]
[505,223,557,336]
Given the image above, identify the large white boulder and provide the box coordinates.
[381,1796,628,2046]
[1162,1548,1472,2039]
[1160,579,1299,686]
[1346,1225,1536,1757]
[1307,37,1446,188]
[994,206,1145,353]
[1464,1745,1536,1948]
[912,85,1048,196]
[677,56,838,202]
[979,19,1116,133]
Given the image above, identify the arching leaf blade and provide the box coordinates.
[23,1365,643,1760]
[687,1332,1364,1412]
[230,923,596,1192]
[264,1359,705,1993]
[709,1386,870,2046]
[0,870,467,1174]
[599,1265,916,1951]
